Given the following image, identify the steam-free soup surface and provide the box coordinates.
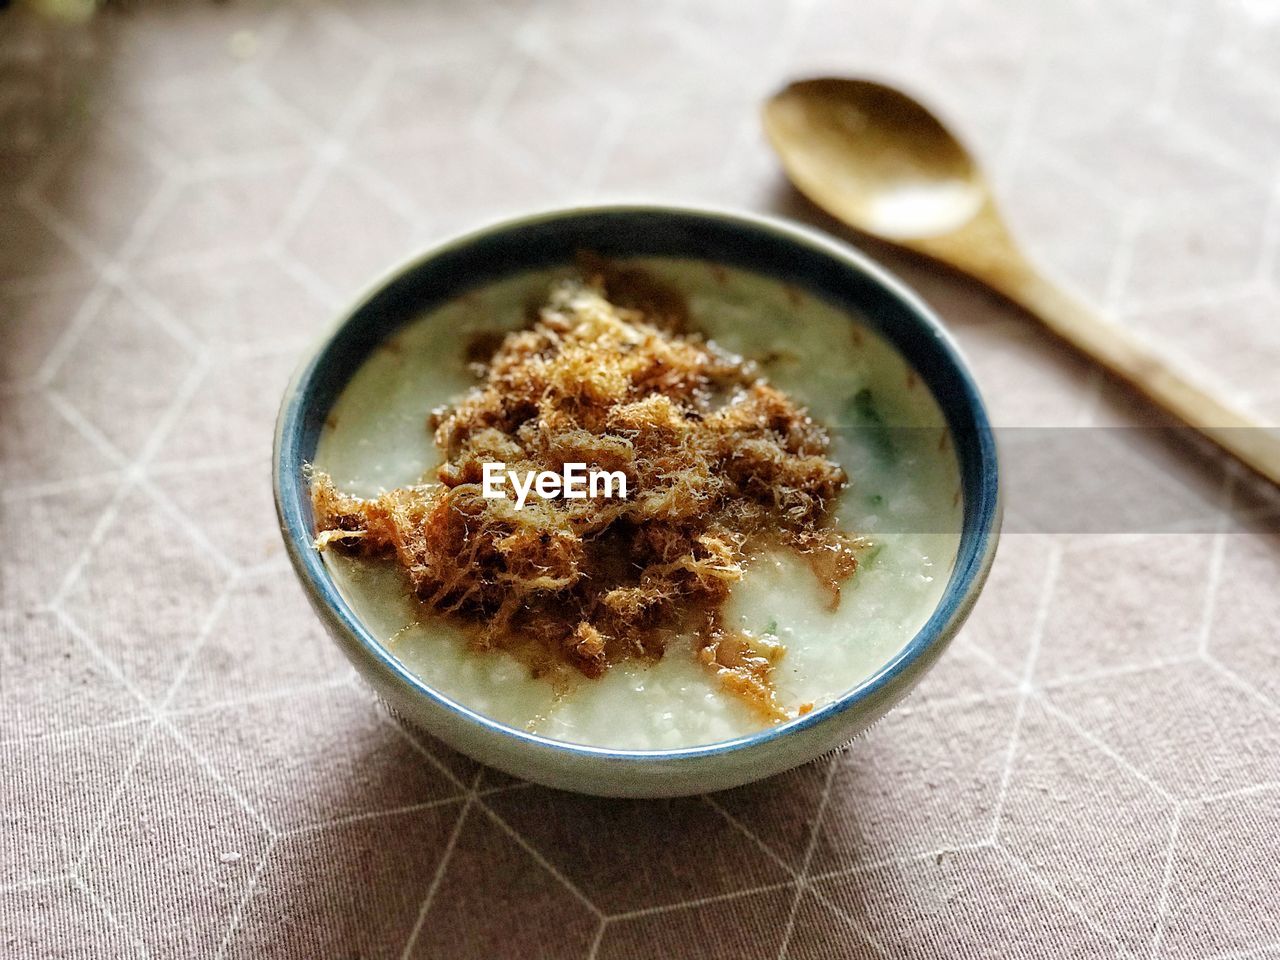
[314,260,961,749]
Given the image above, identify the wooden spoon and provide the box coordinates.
[763,77,1280,487]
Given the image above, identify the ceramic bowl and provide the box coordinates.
[273,204,1001,797]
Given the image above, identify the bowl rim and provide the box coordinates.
[273,202,1001,763]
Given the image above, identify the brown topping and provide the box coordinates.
[579,250,689,332]
[698,622,788,721]
[464,329,507,368]
[310,270,868,719]
[791,529,864,611]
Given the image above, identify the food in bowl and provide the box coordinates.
[308,256,961,750]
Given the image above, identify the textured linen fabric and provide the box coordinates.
[2,1,1280,957]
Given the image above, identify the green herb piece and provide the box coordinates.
[845,388,897,464]
[854,542,884,579]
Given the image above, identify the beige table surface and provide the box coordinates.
[3,1,1280,957]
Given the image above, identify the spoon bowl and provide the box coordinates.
[765,79,985,240]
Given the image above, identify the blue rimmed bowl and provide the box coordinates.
[273,204,1000,797]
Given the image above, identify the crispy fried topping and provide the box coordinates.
[310,269,867,720]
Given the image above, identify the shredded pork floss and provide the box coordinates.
[311,268,868,720]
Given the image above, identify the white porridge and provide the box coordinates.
[312,259,961,749]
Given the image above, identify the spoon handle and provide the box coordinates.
[1001,266,1280,487]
